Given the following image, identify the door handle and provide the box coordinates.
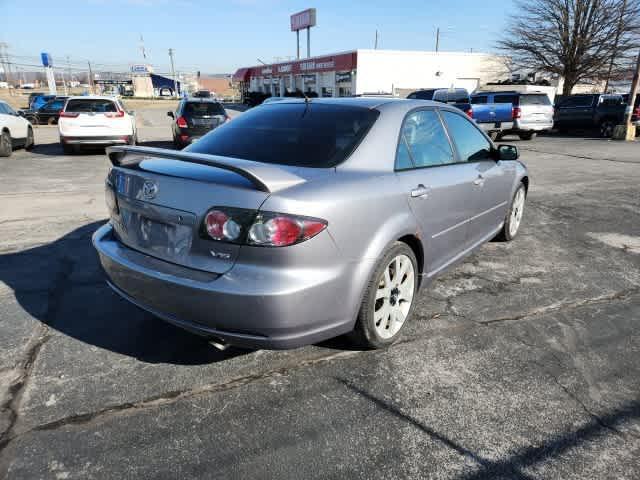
[473,175,485,186]
[410,184,431,198]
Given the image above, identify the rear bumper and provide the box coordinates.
[61,135,131,145]
[92,223,368,349]
[510,120,554,132]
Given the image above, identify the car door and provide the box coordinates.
[440,109,514,249]
[393,108,479,276]
[0,103,28,139]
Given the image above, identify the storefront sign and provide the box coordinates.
[303,75,316,84]
[290,8,317,31]
[239,51,357,79]
[335,71,352,83]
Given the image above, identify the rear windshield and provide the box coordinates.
[65,99,117,113]
[184,102,225,116]
[187,103,380,168]
[520,94,551,106]
[494,95,519,105]
[433,89,469,103]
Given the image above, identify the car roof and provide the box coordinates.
[259,96,407,109]
[65,95,119,101]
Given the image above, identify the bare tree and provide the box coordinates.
[498,0,640,95]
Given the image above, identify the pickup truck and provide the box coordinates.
[553,94,639,137]
[407,88,513,140]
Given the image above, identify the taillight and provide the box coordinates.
[512,106,521,119]
[59,111,79,118]
[176,116,188,128]
[465,107,473,119]
[633,106,640,118]
[104,110,125,118]
[201,207,327,247]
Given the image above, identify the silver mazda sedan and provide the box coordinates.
[93,98,528,349]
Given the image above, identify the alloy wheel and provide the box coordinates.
[509,187,525,237]
[373,254,415,339]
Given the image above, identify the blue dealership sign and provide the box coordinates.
[41,52,53,67]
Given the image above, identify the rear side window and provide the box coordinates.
[65,99,117,113]
[433,89,469,104]
[184,102,225,116]
[408,90,435,100]
[187,103,379,168]
[494,95,519,105]
[396,110,454,169]
[520,94,551,106]
[441,110,491,162]
[559,96,594,108]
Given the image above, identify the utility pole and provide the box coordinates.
[435,27,440,52]
[296,30,300,59]
[168,48,178,97]
[0,42,14,95]
[87,61,94,94]
[622,50,640,140]
[374,30,378,49]
[306,26,311,58]
[604,0,627,93]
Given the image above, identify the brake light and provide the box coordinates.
[633,106,640,118]
[104,110,125,118]
[202,207,327,247]
[176,116,188,128]
[512,107,521,119]
[465,107,473,119]
[59,111,79,118]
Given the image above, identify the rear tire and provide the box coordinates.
[599,120,615,138]
[518,131,536,141]
[495,183,526,241]
[25,127,34,151]
[129,134,137,146]
[0,131,12,157]
[61,143,74,155]
[351,242,418,349]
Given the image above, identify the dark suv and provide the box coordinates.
[553,94,632,137]
[168,98,229,149]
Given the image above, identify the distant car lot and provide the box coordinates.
[0,106,639,478]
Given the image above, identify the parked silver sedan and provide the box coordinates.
[93,98,528,349]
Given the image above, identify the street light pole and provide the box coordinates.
[623,50,640,138]
[168,48,178,97]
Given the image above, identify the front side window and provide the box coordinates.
[441,110,491,162]
[395,109,454,169]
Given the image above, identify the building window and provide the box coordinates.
[321,87,333,97]
[338,86,351,97]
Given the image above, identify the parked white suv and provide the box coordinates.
[0,100,34,157]
[58,96,136,153]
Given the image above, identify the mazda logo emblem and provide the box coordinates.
[142,180,158,199]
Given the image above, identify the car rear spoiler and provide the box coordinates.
[106,146,306,193]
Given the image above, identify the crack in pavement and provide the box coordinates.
[0,349,363,460]
[519,146,640,165]
[0,256,74,479]
[478,287,640,326]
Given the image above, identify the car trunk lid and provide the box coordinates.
[105,146,309,274]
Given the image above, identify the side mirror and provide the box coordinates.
[16,110,25,117]
[167,111,174,118]
[496,144,519,161]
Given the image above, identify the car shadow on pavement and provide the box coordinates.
[0,221,248,365]
[338,377,640,479]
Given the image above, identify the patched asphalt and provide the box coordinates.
[0,114,639,479]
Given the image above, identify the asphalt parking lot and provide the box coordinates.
[0,108,639,479]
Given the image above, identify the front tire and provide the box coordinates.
[495,183,526,241]
[25,127,34,151]
[0,131,12,157]
[351,242,418,349]
[519,131,536,141]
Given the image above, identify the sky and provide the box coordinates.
[1,0,516,75]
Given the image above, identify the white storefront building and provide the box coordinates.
[233,49,510,97]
